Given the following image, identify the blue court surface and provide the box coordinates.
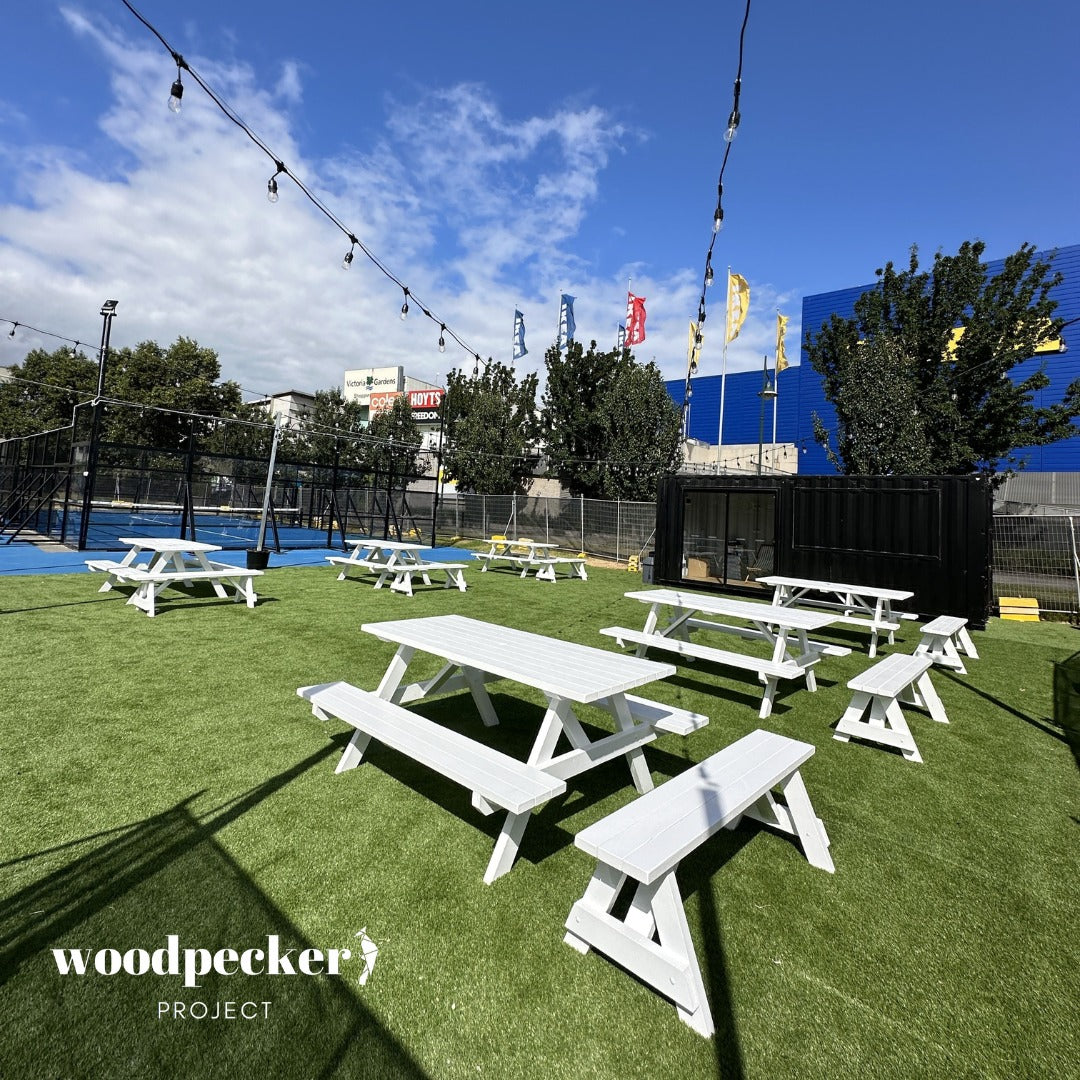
[0,544,467,577]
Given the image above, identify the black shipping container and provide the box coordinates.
[654,474,993,627]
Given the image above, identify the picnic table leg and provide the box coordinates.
[609,694,654,793]
[335,728,373,774]
[461,665,500,727]
[957,626,979,659]
[483,810,531,884]
[375,645,416,702]
[527,698,574,769]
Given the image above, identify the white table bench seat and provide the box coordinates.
[601,625,810,720]
[564,729,833,1037]
[298,681,567,883]
[388,561,469,596]
[913,615,978,674]
[834,652,949,763]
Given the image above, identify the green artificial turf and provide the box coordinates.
[1,563,1077,1079]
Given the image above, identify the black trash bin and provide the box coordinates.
[246,548,271,570]
[641,553,655,585]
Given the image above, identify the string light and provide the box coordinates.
[342,238,356,269]
[267,162,286,203]
[8,323,16,338]
[723,78,742,141]
[400,288,410,320]
[168,54,186,114]
[438,326,447,353]
[680,0,751,437]
[120,0,489,368]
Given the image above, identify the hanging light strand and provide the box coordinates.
[681,0,751,429]
[119,0,489,372]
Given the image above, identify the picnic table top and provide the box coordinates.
[361,614,676,702]
[344,537,428,553]
[757,575,913,601]
[623,588,837,631]
[117,537,222,554]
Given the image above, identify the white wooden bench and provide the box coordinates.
[85,558,140,592]
[913,615,978,674]
[297,681,567,883]
[326,555,384,581]
[600,626,811,720]
[116,565,262,616]
[389,561,468,596]
[535,556,588,582]
[564,729,833,1037]
[833,652,949,763]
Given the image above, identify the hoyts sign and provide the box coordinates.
[369,388,444,420]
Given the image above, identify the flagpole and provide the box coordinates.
[772,307,780,446]
[716,268,731,474]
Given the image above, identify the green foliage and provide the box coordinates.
[0,346,97,437]
[806,240,1078,478]
[292,387,368,468]
[363,392,423,484]
[442,361,540,494]
[542,340,682,499]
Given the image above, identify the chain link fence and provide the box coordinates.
[432,493,656,563]
[993,515,1080,616]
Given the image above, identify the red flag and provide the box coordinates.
[625,293,646,345]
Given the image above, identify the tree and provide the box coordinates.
[542,340,682,499]
[100,337,244,450]
[598,360,684,500]
[806,240,1078,478]
[0,346,97,438]
[364,393,423,486]
[293,387,368,469]
[441,361,540,494]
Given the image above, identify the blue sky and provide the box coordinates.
[1,0,1078,399]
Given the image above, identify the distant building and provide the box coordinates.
[248,389,316,429]
[670,242,1080,476]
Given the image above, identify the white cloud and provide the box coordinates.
[0,9,784,402]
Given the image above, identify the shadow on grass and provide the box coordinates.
[939,670,1070,747]
[0,595,120,615]
[0,747,430,1080]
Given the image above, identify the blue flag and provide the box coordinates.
[559,294,576,350]
[513,309,527,361]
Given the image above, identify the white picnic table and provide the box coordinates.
[473,538,587,582]
[757,574,916,657]
[326,537,468,595]
[603,588,845,718]
[86,537,262,617]
[334,614,708,879]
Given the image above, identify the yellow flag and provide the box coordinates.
[726,272,749,344]
[687,320,703,373]
[775,313,790,372]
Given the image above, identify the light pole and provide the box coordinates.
[77,300,118,550]
[756,354,777,476]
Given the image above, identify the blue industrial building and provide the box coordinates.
[669,242,1080,474]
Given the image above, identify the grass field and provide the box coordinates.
[1,562,1078,1080]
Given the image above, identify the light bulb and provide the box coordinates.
[267,176,279,203]
[7,323,15,338]
[705,264,714,287]
[168,79,184,114]
[724,110,740,142]
[342,248,354,269]
[713,207,724,233]
[438,326,446,353]
[400,302,408,320]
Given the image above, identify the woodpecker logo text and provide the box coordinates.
[51,934,356,988]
